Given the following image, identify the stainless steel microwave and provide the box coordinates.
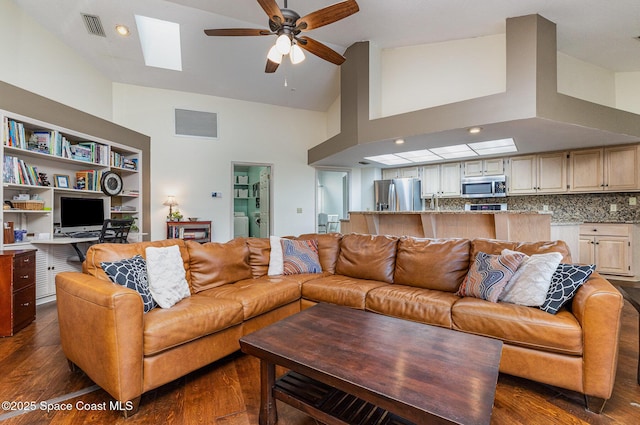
[461,175,507,198]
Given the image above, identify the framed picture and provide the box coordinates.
[54,174,70,188]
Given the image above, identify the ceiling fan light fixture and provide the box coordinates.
[275,33,291,55]
[267,45,283,64]
[290,44,305,64]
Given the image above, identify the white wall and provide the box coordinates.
[0,1,113,120]
[557,52,616,107]
[615,72,640,114]
[379,34,507,117]
[112,83,327,242]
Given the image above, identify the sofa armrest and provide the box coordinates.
[571,272,624,399]
[55,272,144,404]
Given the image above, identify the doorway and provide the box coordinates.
[316,169,349,233]
[232,163,272,238]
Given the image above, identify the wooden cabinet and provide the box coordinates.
[508,152,567,195]
[0,249,36,336]
[579,223,634,276]
[463,158,504,177]
[421,162,461,198]
[570,146,638,192]
[167,221,212,243]
[382,167,420,179]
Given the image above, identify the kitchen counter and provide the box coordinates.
[341,210,551,241]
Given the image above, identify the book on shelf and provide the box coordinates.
[74,169,104,191]
[70,144,92,162]
[2,155,42,186]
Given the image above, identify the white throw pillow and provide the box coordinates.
[145,245,191,308]
[267,235,284,276]
[499,249,563,307]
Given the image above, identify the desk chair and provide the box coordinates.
[99,218,133,243]
[73,219,133,262]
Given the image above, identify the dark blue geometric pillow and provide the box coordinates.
[101,255,157,313]
[540,264,595,314]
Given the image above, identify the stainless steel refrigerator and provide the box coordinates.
[374,178,422,211]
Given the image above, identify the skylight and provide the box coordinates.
[135,15,182,71]
[365,138,517,166]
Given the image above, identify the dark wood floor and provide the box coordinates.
[1,282,639,424]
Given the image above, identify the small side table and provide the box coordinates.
[617,286,640,385]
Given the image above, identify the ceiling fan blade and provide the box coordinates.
[265,59,280,73]
[204,28,272,36]
[296,0,359,31]
[257,0,284,25]
[297,36,345,65]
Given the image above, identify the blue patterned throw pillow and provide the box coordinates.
[540,264,595,314]
[281,239,322,275]
[101,255,157,313]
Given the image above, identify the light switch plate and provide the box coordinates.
[610,204,617,212]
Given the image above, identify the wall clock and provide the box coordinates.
[101,171,123,196]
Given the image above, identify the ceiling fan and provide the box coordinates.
[204,0,359,73]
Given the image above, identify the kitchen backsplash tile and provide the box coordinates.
[437,192,640,223]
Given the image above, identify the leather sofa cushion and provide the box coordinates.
[200,276,302,320]
[366,285,460,328]
[246,237,270,278]
[186,239,251,293]
[302,275,388,309]
[394,237,470,292]
[515,240,572,263]
[336,234,398,283]
[452,297,583,355]
[296,233,342,274]
[84,239,190,284]
[144,295,243,356]
[470,238,572,263]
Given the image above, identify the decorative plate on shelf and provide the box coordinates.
[101,171,123,196]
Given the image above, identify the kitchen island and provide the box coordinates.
[340,210,552,241]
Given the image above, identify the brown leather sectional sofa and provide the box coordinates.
[55,233,624,416]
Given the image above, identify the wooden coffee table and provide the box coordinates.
[240,303,503,425]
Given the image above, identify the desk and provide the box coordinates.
[31,237,98,262]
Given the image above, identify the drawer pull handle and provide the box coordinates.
[20,302,30,307]
[20,275,30,279]
[22,258,31,263]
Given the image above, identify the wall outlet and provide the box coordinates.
[296,208,303,214]
[630,197,637,206]
[542,205,549,211]
[610,204,617,212]
[211,192,223,198]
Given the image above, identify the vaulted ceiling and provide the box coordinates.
[12,0,640,112]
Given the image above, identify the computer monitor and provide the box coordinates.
[60,197,105,233]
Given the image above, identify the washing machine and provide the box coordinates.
[233,212,249,238]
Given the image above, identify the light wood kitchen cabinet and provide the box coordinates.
[508,152,567,195]
[421,162,461,197]
[579,223,634,276]
[463,158,504,177]
[570,145,638,192]
[382,167,420,179]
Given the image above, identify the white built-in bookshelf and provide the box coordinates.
[1,110,143,302]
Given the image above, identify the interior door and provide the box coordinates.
[232,163,272,238]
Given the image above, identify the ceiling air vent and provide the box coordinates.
[81,13,106,37]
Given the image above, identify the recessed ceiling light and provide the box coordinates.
[468,127,483,134]
[115,24,130,36]
[394,138,405,145]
